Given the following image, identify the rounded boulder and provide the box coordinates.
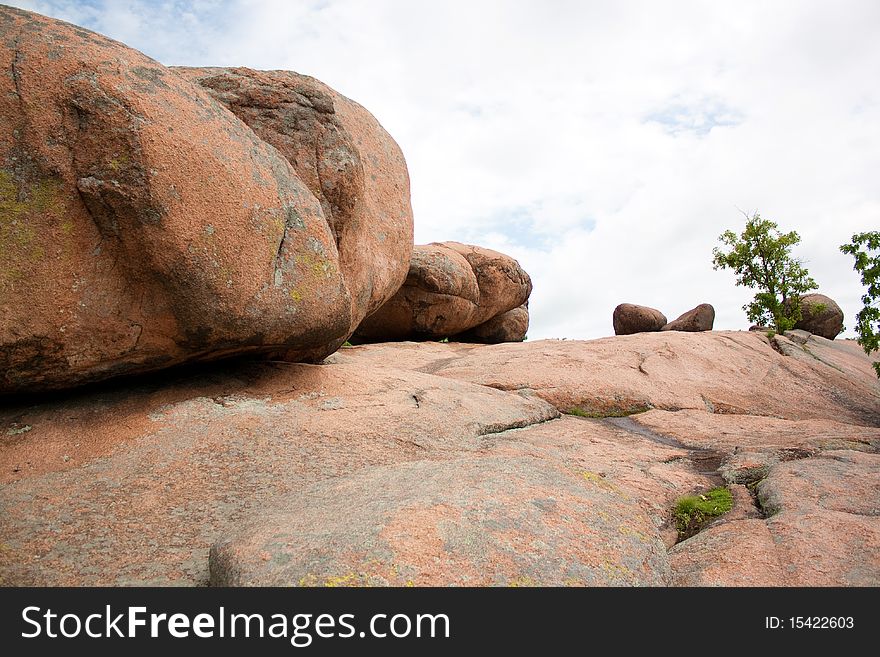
[0,7,412,393]
[661,304,715,332]
[354,242,532,341]
[613,304,667,335]
[793,294,844,340]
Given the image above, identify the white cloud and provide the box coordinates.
[10,0,880,339]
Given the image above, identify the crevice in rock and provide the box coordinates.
[768,335,785,355]
[776,447,815,462]
[671,486,734,543]
[602,416,684,448]
[745,480,771,519]
[720,333,776,357]
[700,394,715,413]
[10,33,24,106]
[801,344,849,375]
[835,508,880,517]
[601,416,726,482]
[477,413,561,439]
[414,354,471,375]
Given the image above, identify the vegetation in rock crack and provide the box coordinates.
[673,487,733,540]
[840,231,880,377]
[567,405,652,418]
[712,212,817,333]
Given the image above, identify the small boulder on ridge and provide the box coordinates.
[793,293,844,340]
[662,303,715,332]
[613,304,667,335]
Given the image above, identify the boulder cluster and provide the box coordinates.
[613,303,715,335]
[616,292,845,340]
[354,242,531,344]
[0,6,529,395]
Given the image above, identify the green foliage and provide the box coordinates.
[840,231,880,377]
[673,487,733,540]
[712,212,817,333]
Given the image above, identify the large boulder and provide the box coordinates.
[175,67,413,341]
[455,304,529,343]
[354,241,532,341]
[661,303,715,332]
[0,7,412,393]
[793,293,844,339]
[613,303,667,335]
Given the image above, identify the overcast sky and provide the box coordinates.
[11,0,880,339]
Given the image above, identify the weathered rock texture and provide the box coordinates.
[793,293,844,340]
[211,452,673,587]
[175,67,413,346]
[661,303,715,332]
[0,7,412,393]
[2,330,878,586]
[613,303,667,335]
[353,242,531,342]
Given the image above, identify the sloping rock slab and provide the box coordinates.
[209,455,671,587]
[0,361,557,585]
[423,332,880,425]
[670,520,787,586]
[757,450,880,517]
[629,409,880,453]
[777,331,878,384]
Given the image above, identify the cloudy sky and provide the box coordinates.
[11,0,880,339]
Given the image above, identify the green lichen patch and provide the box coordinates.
[673,487,733,541]
[297,572,373,587]
[507,575,538,587]
[0,169,66,221]
[5,423,32,436]
[1,169,67,289]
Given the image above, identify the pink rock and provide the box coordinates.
[0,7,413,393]
[417,331,880,425]
[354,242,531,341]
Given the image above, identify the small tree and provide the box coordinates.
[712,212,817,333]
[840,231,880,377]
